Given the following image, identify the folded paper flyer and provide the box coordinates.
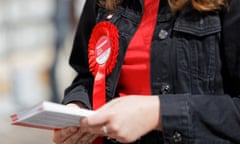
[10,101,94,130]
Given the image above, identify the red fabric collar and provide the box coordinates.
[117,0,160,96]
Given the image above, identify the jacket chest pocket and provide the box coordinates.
[173,11,221,82]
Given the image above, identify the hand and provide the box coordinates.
[52,103,98,144]
[81,96,162,143]
[52,126,98,144]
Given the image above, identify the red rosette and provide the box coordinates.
[88,21,119,112]
[88,21,119,144]
[88,21,119,76]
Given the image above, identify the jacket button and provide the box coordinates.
[106,14,113,20]
[160,83,170,94]
[173,131,182,143]
[158,29,168,40]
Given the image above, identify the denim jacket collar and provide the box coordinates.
[139,0,144,10]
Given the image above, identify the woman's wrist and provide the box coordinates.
[151,96,162,131]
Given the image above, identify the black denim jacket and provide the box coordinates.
[63,0,240,143]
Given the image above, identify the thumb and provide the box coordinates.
[83,109,109,126]
[80,116,89,127]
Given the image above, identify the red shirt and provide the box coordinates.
[117,0,160,96]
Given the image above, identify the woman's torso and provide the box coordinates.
[95,0,224,144]
[98,0,224,100]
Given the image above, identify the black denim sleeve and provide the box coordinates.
[62,0,98,109]
[160,0,240,143]
[161,94,240,143]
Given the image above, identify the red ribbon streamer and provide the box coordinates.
[92,64,106,110]
[88,21,119,109]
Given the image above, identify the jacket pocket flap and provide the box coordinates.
[173,12,221,37]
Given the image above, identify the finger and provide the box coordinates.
[66,103,81,108]
[88,135,99,144]
[80,125,117,143]
[63,128,86,144]
[53,127,77,143]
[76,133,97,144]
[81,111,110,127]
[87,124,114,137]
[53,127,78,143]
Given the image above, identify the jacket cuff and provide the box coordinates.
[62,91,92,109]
[160,94,191,143]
